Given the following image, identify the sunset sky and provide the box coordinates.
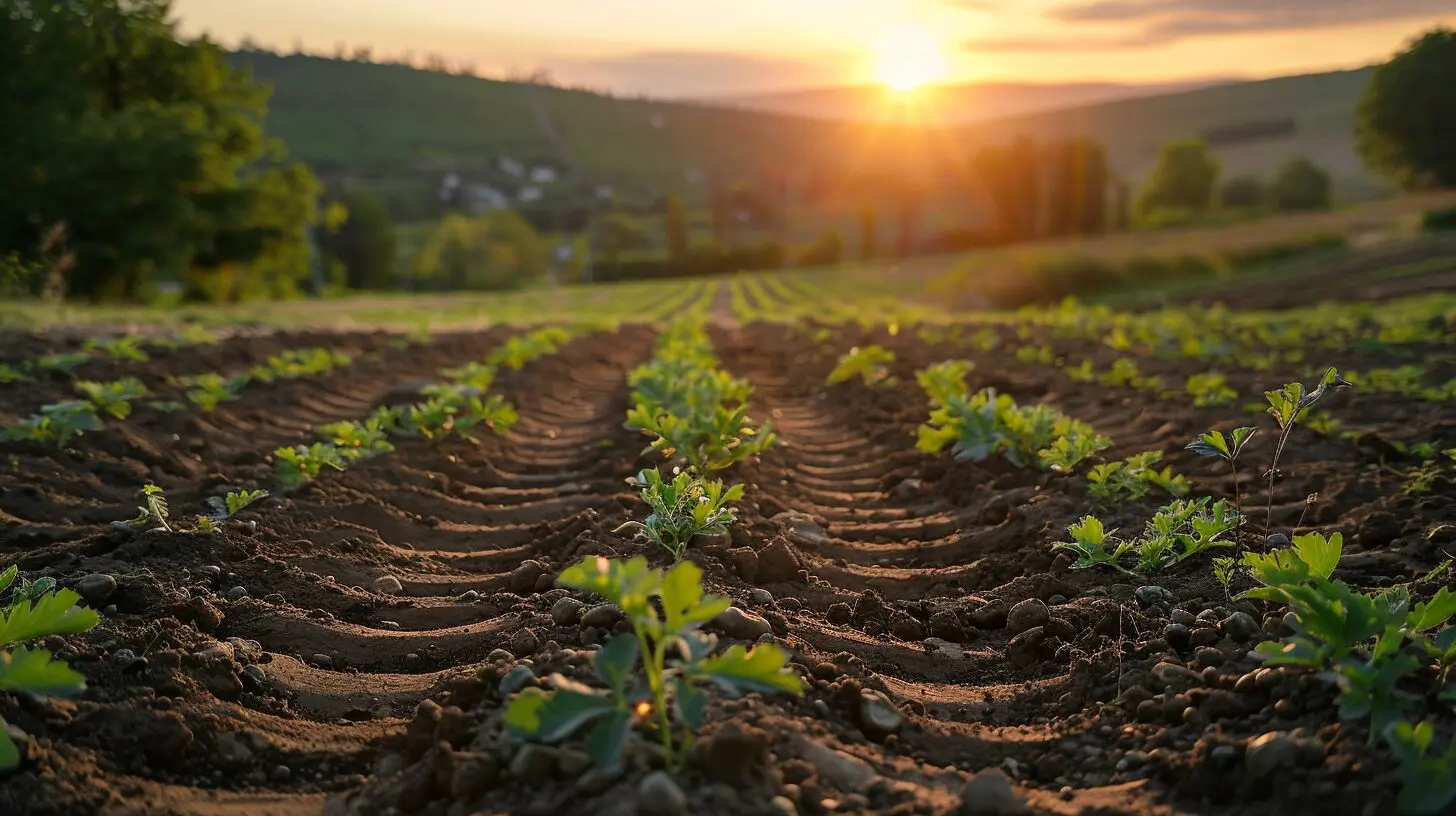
[173,0,1453,97]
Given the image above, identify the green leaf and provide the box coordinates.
[594,635,639,696]
[583,708,632,772]
[1186,430,1231,459]
[1407,588,1456,632]
[503,677,618,742]
[673,676,707,731]
[693,644,802,695]
[0,720,17,772]
[558,556,659,620]
[660,561,731,635]
[0,589,101,648]
[0,646,87,696]
[0,566,17,597]
[1292,532,1342,581]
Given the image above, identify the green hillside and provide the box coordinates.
[236,51,1385,215]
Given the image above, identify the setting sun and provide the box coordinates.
[875,25,949,92]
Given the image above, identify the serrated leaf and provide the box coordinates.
[558,556,659,620]
[0,589,101,647]
[0,646,87,696]
[693,644,802,695]
[503,678,618,742]
[0,566,16,597]
[1292,532,1342,581]
[660,561,731,635]
[1407,588,1456,632]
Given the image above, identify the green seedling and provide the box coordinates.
[1262,367,1351,528]
[917,385,1109,472]
[206,489,269,521]
[437,362,498,393]
[35,353,89,373]
[318,419,396,461]
[916,360,974,407]
[178,373,249,412]
[488,327,572,370]
[1086,451,1190,504]
[3,401,101,447]
[1186,372,1237,407]
[126,484,172,532]
[826,345,896,387]
[1385,721,1456,816]
[74,378,148,420]
[0,364,31,385]
[274,443,348,487]
[504,556,801,772]
[1187,426,1258,542]
[0,565,102,772]
[395,393,517,442]
[83,336,148,363]
[1054,516,1133,571]
[251,348,350,382]
[614,468,745,561]
[1014,344,1055,365]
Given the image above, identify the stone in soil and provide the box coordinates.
[373,575,403,594]
[551,597,585,625]
[1006,599,1050,635]
[1245,731,1325,780]
[757,537,805,583]
[637,770,688,816]
[77,574,118,605]
[581,604,623,628]
[712,606,773,640]
[856,690,905,740]
[958,768,1026,815]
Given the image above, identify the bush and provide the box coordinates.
[317,188,397,290]
[794,229,843,267]
[1136,140,1221,216]
[412,211,549,291]
[1356,27,1456,189]
[1421,205,1456,232]
[1270,158,1332,212]
[1220,176,1266,210]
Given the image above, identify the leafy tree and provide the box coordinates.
[1270,157,1332,212]
[974,136,1043,243]
[794,228,843,267]
[412,211,548,291]
[1220,175,1266,210]
[598,212,650,261]
[664,194,689,262]
[859,200,877,260]
[317,188,396,290]
[1356,27,1456,189]
[1136,139,1221,216]
[1045,138,1109,237]
[0,0,321,301]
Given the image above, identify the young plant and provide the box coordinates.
[614,468,745,560]
[1186,372,1237,407]
[274,443,348,487]
[74,377,148,419]
[318,419,396,461]
[505,557,801,772]
[0,565,102,772]
[917,385,1109,472]
[1187,426,1258,542]
[826,345,896,387]
[83,336,148,363]
[3,401,101,447]
[35,352,89,373]
[915,360,974,407]
[126,484,172,532]
[0,364,31,385]
[1086,451,1189,504]
[178,373,249,412]
[1054,516,1132,571]
[1385,721,1456,816]
[205,489,270,521]
[1212,556,1238,599]
[1262,367,1351,529]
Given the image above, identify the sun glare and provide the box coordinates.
[875,26,948,93]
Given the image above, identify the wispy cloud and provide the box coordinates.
[552,50,849,97]
[963,0,1452,52]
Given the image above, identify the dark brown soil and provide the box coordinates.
[2,314,1453,816]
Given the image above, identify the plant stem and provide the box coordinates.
[1266,422,1296,535]
[1231,459,1242,548]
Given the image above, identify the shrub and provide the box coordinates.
[1271,157,1333,212]
[1136,139,1221,215]
[1220,175,1266,210]
[1420,205,1456,233]
[794,228,843,268]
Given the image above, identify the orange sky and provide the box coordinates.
[172,0,1453,96]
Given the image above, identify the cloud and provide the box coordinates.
[962,0,1452,52]
[550,51,848,98]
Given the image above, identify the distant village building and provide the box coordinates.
[518,186,543,203]
[529,166,558,184]
[595,184,615,200]
[439,172,461,202]
[462,184,510,213]
[498,157,525,178]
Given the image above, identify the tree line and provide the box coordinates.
[3,3,1453,301]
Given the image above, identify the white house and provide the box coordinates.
[529,166,558,184]
[498,157,525,178]
[518,186,543,203]
[462,184,510,213]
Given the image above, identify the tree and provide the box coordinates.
[663,194,688,262]
[412,211,548,291]
[1136,139,1221,216]
[1220,175,1266,210]
[317,189,396,290]
[1356,27,1456,189]
[0,0,321,301]
[1045,139,1109,238]
[598,212,650,261]
[973,137,1043,243]
[858,200,877,260]
[1270,158,1332,212]
[794,228,843,268]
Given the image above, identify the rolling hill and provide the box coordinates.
[234,50,1386,217]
